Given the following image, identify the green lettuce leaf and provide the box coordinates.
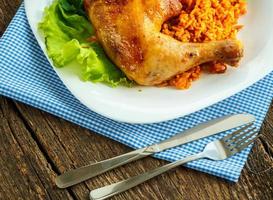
[39,0,132,87]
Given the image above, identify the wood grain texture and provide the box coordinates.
[1,1,273,200]
[0,0,21,35]
[0,98,74,200]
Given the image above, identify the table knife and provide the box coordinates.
[56,113,255,188]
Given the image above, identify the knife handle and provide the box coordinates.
[55,148,151,188]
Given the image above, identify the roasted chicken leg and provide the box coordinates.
[84,0,243,86]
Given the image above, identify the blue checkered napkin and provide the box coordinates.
[1,4,273,182]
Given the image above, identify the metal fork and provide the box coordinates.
[89,124,259,200]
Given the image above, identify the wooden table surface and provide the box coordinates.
[1,1,273,200]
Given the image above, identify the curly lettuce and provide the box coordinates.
[39,0,132,87]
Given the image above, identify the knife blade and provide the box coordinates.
[145,113,255,153]
[56,113,255,188]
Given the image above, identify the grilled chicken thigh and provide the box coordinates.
[84,0,243,86]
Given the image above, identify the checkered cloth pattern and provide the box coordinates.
[1,4,273,182]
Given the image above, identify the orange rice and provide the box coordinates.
[161,0,247,89]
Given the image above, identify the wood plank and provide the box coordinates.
[0,97,74,200]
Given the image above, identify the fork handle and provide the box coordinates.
[55,148,151,188]
[90,153,204,200]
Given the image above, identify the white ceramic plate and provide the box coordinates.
[25,0,273,124]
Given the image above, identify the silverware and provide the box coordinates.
[56,114,255,188]
[90,123,259,200]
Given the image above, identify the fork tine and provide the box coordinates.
[223,123,253,142]
[225,127,257,146]
[232,130,259,149]
[234,135,260,153]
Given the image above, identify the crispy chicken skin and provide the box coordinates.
[84,0,243,86]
